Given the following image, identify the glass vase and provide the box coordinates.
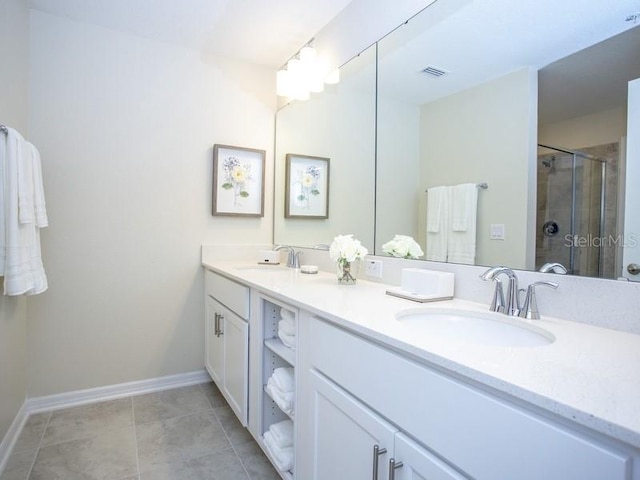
[337,259,359,285]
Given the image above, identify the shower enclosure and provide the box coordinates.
[536,143,619,278]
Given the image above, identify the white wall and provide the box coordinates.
[0,0,30,444]
[26,11,276,396]
[539,106,627,149]
[420,68,537,269]
[376,97,421,253]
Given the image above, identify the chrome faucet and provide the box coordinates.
[539,262,567,274]
[519,281,558,319]
[480,266,520,316]
[274,245,302,268]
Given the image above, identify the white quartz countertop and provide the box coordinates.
[203,260,640,449]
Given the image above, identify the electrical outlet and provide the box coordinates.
[365,259,383,278]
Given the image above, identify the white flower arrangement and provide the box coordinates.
[382,235,424,259]
[329,234,369,264]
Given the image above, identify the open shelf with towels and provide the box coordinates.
[257,295,298,479]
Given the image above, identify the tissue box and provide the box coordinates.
[257,250,280,265]
[386,268,454,302]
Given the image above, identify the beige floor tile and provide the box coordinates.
[0,449,37,480]
[42,398,132,447]
[235,441,281,480]
[30,426,137,480]
[136,411,230,473]
[200,382,228,409]
[213,405,253,447]
[187,449,250,480]
[12,413,50,454]
[133,386,210,425]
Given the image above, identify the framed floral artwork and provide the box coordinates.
[285,154,330,219]
[212,144,265,217]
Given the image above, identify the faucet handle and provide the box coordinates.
[488,278,506,313]
[519,281,558,320]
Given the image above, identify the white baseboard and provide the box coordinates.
[0,402,29,475]
[26,369,211,414]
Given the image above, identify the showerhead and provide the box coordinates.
[541,156,556,168]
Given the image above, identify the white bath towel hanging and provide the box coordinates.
[425,186,449,261]
[0,126,48,295]
[447,183,478,264]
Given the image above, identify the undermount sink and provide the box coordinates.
[395,308,555,348]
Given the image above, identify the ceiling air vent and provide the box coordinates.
[420,65,448,78]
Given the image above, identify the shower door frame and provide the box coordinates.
[538,144,607,276]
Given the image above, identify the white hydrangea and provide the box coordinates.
[329,234,369,263]
[382,235,424,259]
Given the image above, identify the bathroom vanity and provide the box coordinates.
[202,256,640,480]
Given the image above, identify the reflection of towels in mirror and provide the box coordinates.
[426,186,448,261]
[448,183,478,264]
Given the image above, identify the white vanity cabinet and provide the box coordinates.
[306,369,465,480]
[204,269,249,425]
[297,313,638,480]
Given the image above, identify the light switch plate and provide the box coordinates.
[490,224,505,240]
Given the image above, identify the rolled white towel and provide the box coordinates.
[263,431,294,472]
[280,308,295,323]
[266,377,294,415]
[278,319,296,337]
[272,367,295,393]
[269,419,294,449]
[278,330,296,350]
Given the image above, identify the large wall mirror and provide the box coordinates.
[274,45,376,249]
[274,0,640,282]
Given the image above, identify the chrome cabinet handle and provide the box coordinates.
[389,458,403,480]
[372,444,387,480]
[214,312,221,336]
[628,263,640,275]
[217,314,224,336]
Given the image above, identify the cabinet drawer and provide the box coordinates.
[309,317,631,480]
[204,269,249,319]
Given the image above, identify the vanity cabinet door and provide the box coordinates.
[391,433,468,480]
[205,297,224,385]
[307,369,397,480]
[205,296,249,426]
[221,307,249,424]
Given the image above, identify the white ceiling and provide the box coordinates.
[28,0,355,68]
[376,0,640,122]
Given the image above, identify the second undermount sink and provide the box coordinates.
[395,308,555,348]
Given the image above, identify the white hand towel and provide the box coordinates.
[278,330,296,350]
[266,377,295,415]
[447,183,478,265]
[450,183,476,232]
[280,308,295,323]
[269,419,294,448]
[425,186,449,262]
[426,186,447,232]
[263,431,294,472]
[272,367,295,393]
[278,319,296,337]
[17,138,35,224]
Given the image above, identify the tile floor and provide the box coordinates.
[1,382,280,480]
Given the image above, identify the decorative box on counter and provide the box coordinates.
[386,268,454,302]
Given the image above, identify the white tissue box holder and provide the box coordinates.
[386,268,454,302]
[257,250,280,265]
